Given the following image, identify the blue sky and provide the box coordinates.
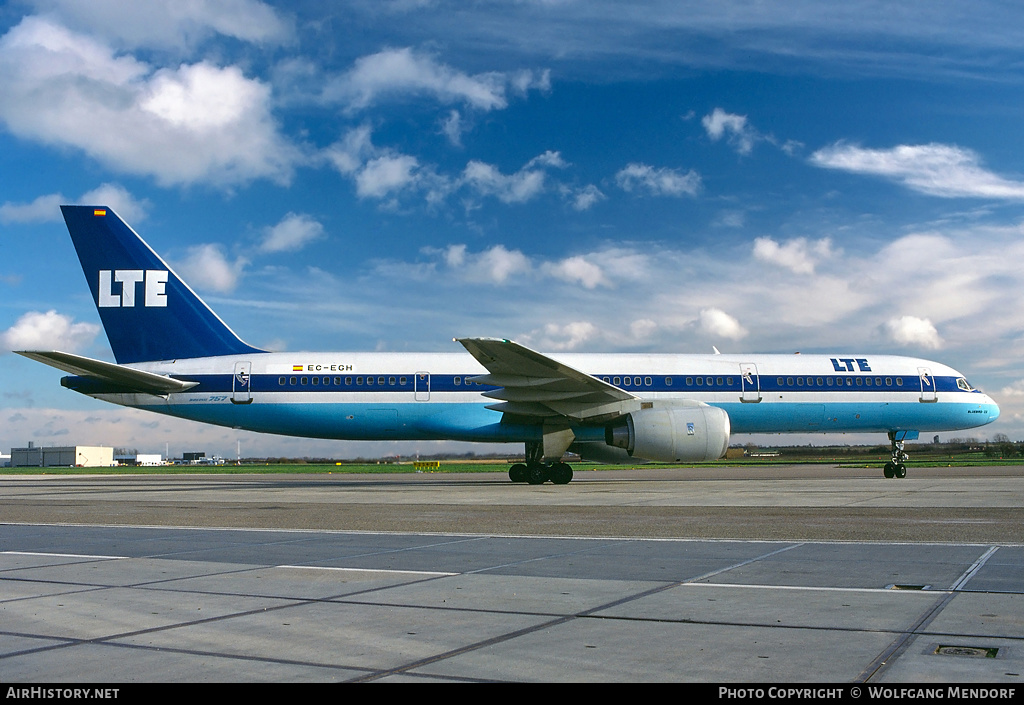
[3,1,1024,459]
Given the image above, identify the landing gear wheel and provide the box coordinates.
[509,463,527,483]
[550,462,573,485]
[894,463,906,479]
[883,462,895,479]
[526,464,550,485]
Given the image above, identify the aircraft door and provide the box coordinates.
[415,372,430,401]
[232,361,253,405]
[918,367,937,402]
[740,363,761,403]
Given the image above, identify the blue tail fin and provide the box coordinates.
[61,205,264,364]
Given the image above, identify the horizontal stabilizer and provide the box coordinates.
[15,351,198,395]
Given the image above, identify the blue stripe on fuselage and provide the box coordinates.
[118,395,998,442]
[65,371,982,395]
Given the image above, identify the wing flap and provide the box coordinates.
[16,350,198,395]
[458,337,640,422]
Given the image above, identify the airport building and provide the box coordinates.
[10,443,115,468]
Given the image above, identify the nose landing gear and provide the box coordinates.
[883,431,910,479]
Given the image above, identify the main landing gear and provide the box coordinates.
[508,441,574,485]
[883,431,908,479]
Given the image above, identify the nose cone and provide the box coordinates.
[986,395,1001,423]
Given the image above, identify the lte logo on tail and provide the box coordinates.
[98,270,168,308]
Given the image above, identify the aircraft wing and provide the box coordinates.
[457,338,641,422]
[16,350,199,396]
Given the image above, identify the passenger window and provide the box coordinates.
[614,377,621,385]
[356,377,363,385]
[645,377,652,386]
[289,376,296,385]
[454,377,461,386]
[855,377,863,386]
[345,377,352,385]
[278,377,285,385]
[400,376,407,385]
[665,377,672,386]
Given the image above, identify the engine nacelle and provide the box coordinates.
[605,401,731,463]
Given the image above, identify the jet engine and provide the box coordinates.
[604,401,730,463]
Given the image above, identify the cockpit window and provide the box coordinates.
[956,378,975,392]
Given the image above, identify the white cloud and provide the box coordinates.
[470,245,532,284]
[326,47,549,112]
[462,159,547,204]
[630,319,658,340]
[999,380,1024,397]
[753,236,835,275]
[440,109,465,146]
[29,0,293,50]
[324,125,375,175]
[810,143,1024,199]
[543,256,609,289]
[259,213,325,253]
[173,244,248,293]
[0,17,299,187]
[1,310,100,352]
[0,193,64,224]
[699,308,748,341]
[520,321,598,351]
[356,154,421,199]
[326,127,570,208]
[568,184,605,211]
[615,163,701,197]
[702,108,756,155]
[427,243,531,285]
[1,184,149,224]
[325,126,454,205]
[882,315,943,350]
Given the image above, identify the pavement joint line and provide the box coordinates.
[950,545,1002,591]
[349,539,813,682]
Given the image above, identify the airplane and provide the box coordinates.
[16,205,1000,484]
